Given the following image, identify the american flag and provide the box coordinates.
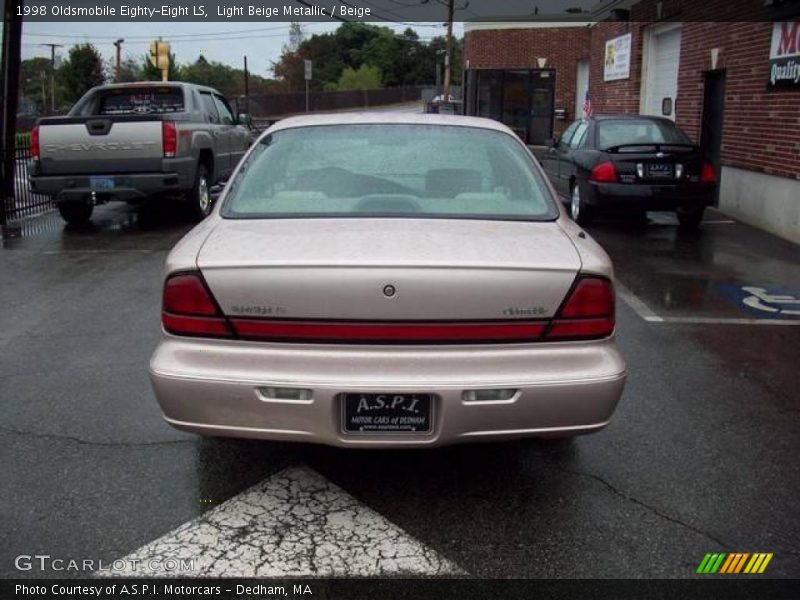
[583,90,593,118]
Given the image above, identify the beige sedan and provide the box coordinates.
[150,113,627,447]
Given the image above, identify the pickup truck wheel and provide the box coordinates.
[57,202,93,225]
[186,164,212,221]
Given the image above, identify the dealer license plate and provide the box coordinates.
[646,163,674,178]
[89,176,115,190]
[342,393,432,434]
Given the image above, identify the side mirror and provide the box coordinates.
[238,113,252,127]
[550,136,560,148]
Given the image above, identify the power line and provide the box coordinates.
[21,23,332,41]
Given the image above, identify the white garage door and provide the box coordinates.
[644,25,682,120]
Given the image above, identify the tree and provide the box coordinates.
[288,22,305,52]
[58,44,105,104]
[140,50,178,82]
[334,64,383,91]
[20,57,53,112]
[270,23,462,92]
[180,55,238,94]
[107,55,144,83]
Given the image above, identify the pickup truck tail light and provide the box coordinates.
[590,161,618,183]
[161,272,232,338]
[31,125,40,159]
[162,121,177,158]
[701,161,716,183]
[546,276,615,340]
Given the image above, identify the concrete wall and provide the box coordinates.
[720,167,800,245]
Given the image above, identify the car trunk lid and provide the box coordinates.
[602,143,705,184]
[197,218,582,323]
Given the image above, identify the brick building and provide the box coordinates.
[463,0,800,243]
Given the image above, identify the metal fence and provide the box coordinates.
[247,85,424,119]
[7,135,54,220]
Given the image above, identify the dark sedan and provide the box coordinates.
[540,114,717,230]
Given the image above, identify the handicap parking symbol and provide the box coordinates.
[716,283,800,319]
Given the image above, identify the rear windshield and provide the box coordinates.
[222,124,557,221]
[597,119,691,149]
[94,87,185,115]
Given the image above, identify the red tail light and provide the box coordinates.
[547,276,615,340]
[701,161,716,183]
[162,121,177,158]
[161,272,232,338]
[31,125,40,159]
[590,161,618,183]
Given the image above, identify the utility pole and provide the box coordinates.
[113,39,124,82]
[40,43,62,114]
[443,0,455,100]
[243,56,250,115]
[2,0,23,236]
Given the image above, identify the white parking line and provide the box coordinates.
[653,316,800,325]
[101,465,463,577]
[615,282,664,322]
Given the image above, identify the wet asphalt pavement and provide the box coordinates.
[1,201,798,580]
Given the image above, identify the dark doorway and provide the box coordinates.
[467,69,555,145]
[700,70,726,206]
[529,70,555,145]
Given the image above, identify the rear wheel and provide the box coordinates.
[570,182,593,225]
[57,202,93,225]
[186,164,212,221]
[677,207,704,231]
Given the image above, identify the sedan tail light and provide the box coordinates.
[590,161,618,183]
[161,272,232,338]
[546,276,615,340]
[162,121,177,158]
[31,125,40,159]
[701,161,716,183]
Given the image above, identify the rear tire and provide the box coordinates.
[57,202,93,225]
[186,164,212,221]
[570,182,593,225]
[677,207,704,231]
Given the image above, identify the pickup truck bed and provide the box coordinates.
[28,81,251,225]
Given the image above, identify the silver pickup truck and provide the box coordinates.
[29,81,252,224]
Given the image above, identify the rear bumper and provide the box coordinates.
[29,157,195,203]
[587,181,715,211]
[149,335,627,448]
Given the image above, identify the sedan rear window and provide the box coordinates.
[222,124,557,221]
[598,119,691,149]
[95,87,185,115]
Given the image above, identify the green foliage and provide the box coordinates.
[271,23,462,93]
[114,56,143,82]
[140,51,179,82]
[334,64,383,91]
[19,57,53,113]
[178,54,278,98]
[58,44,106,104]
[16,132,31,147]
